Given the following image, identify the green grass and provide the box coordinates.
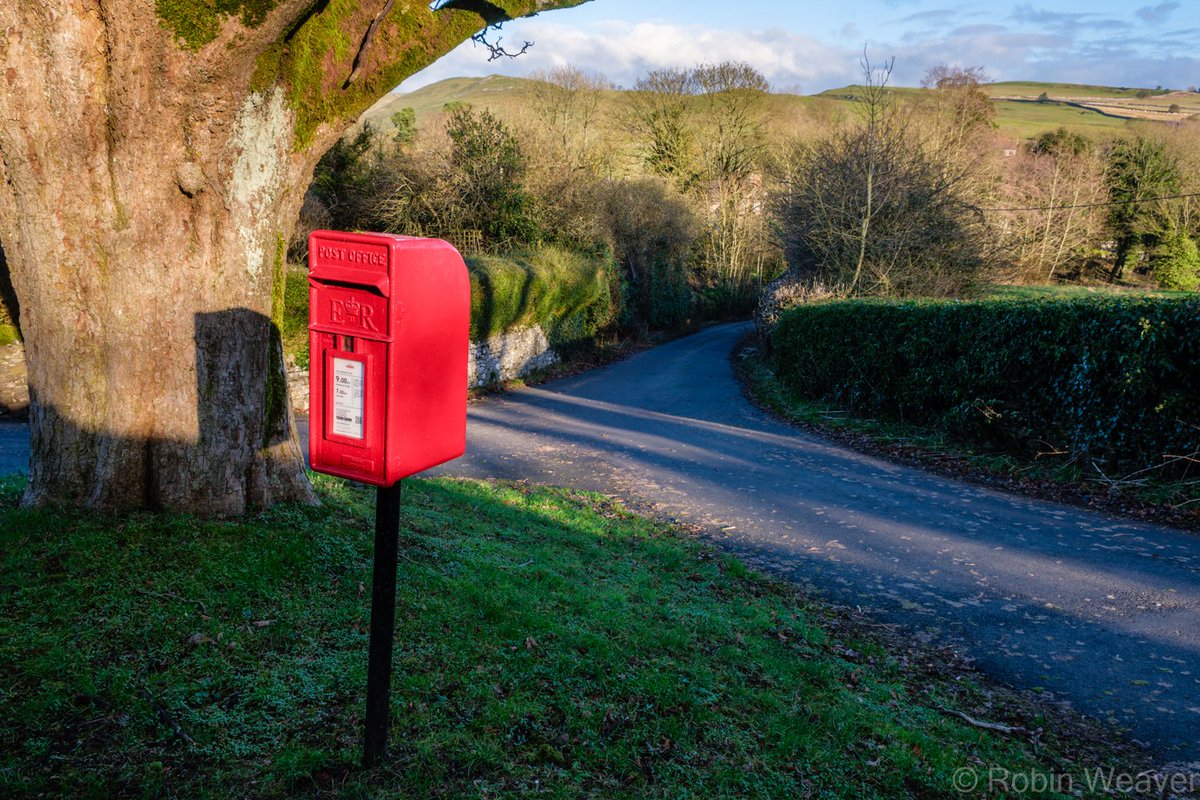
[0,474,1130,798]
[986,82,1167,99]
[0,323,19,347]
[986,283,1192,300]
[991,99,1131,138]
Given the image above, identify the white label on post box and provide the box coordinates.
[331,358,365,440]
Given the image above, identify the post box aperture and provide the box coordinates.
[308,231,469,486]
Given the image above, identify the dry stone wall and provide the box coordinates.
[5,324,559,420]
[0,343,28,418]
[287,324,556,416]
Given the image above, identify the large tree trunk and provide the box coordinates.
[0,0,588,515]
[0,2,313,513]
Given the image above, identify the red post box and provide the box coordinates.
[308,230,469,486]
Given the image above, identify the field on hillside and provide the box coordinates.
[370,76,1182,145]
[818,83,1153,137]
[987,81,1200,124]
[985,81,1165,99]
[991,99,1131,138]
[364,75,536,126]
[361,75,847,144]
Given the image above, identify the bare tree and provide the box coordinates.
[848,54,897,292]
[529,65,613,170]
[773,56,994,297]
[625,68,699,184]
[919,64,997,159]
[990,133,1106,283]
[693,61,771,183]
[688,62,777,298]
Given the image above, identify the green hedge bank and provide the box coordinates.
[772,296,1200,476]
[284,245,618,369]
[466,245,617,354]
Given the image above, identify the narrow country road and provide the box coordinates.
[3,322,1198,760]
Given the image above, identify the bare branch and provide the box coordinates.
[472,22,534,61]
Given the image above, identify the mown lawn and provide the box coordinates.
[1,474,1137,798]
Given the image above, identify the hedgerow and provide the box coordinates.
[467,244,618,353]
[771,296,1200,476]
[283,244,617,369]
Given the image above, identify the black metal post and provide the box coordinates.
[363,481,402,768]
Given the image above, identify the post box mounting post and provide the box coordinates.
[307,230,470,769]
[363,481,402,768]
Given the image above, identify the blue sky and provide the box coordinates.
[398,1,1200,93]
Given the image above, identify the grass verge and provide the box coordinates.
[737,338,1200,531]
[0,473,1152,798]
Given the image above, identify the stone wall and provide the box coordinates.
[287,324,557,415]
[467,325,558,389]
[0,343,28,418]
[3,324,559,420]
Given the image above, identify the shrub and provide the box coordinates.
[773,105,993,297]
[281,245,618,367]
[771,297,1200,476]
[592,178,698,331]
[1151,230,1200,291]
[445,108,539,247]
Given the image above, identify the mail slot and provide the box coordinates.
[308,230,469,486]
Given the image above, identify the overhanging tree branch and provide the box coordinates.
[344,0,397,88]
[472,22,534,61]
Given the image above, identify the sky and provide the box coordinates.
[397,0,1200,94]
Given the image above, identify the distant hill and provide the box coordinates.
[358,76,1197,143]
[985,82,1200,128]
[362,75,540,128]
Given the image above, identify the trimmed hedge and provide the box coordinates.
[772,296,1200,475]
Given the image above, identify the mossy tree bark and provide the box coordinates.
[0,0,588,515]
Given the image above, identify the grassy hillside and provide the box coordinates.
[985,81,1167,99]
[987,82,1200,124]
[991,99,1131,138]
[362,75,541,128]
[372,76,1179,144]
[817,84,1139,137]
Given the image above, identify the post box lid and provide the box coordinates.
[309,230,422,297]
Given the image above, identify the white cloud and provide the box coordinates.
[392,12,1200,97]
[396,20,860,94]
